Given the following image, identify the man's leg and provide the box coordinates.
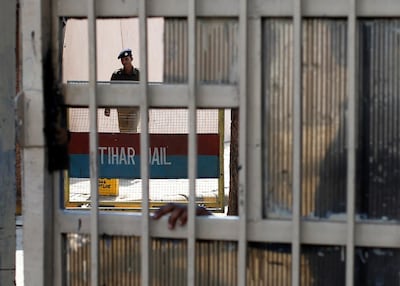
[117,107,140,133]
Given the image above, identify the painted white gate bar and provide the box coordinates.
[346,0,357,285]
[139,0,151,285]
[87,0,100,284]
[187,0,198,285]
[292,0,303,285]
[238,0,248,285]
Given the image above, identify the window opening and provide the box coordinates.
[63,17,238,212]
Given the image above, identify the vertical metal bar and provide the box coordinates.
[247,18,263,221]
[139,0,150,285]
[346,0,357,285]
[218,109,225,211]
[87,0,99,285]
[53,175,63,286]
[292,0,302,285]
[188,0,197,285]
[238,0,248,285]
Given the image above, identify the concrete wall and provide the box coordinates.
[0,1,16,284]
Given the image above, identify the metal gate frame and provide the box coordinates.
[20,0,400,285]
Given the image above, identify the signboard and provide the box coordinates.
[68,133,220,179]
[98,178,119,196]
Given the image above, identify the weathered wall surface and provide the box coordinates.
[0,1,16,285]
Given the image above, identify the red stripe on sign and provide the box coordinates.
[68,133,219,155]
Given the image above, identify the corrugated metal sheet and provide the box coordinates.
[357,20,400,220]
[263,18,348,218]
[65,234,141,285]
[263,19,295,218]
[264,19,400,221]
[303,19,348,219]
[65,235,400,285]
[65,234,238,285]
[67,236,368,286]
[164,18,238,83]
[303,245,400,286]
[313,19,400,221]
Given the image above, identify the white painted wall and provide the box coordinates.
[63,18,164,82]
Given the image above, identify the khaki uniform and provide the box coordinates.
[110,68,140,133]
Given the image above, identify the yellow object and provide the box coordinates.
[98,178,119,196]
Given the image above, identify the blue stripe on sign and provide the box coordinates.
[69,155,220,179]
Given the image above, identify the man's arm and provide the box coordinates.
[153,203,211,229]
[134,68,140,81]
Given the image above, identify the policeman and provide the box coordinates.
[105,48,140,133]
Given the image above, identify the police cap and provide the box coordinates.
[118,48,132,59]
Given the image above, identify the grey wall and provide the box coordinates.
[0,1,16,285]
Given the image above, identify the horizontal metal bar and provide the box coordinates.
[55,211,400,247]
[56,210,241,239]
[148,0,239,17]
[58,0,237,18]
[63,83,239,108]
[256,0,400,17]
[58,0,400,17]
